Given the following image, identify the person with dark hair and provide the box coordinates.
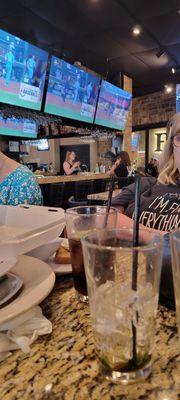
[109,150,131,178]
[145,155,159,178]
[0,139,42,205]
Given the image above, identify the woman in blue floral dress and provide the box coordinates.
[0,151,43,206]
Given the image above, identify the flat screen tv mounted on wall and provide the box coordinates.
[0,28,48,110]
[45,56,100,124]
[94,79,132,130]
[0,115,37,138]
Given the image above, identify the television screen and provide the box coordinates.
[37,138,49,151]
[95,80,132,130]
[131,133,140,150]
[45,56,100,123]
[176,84,180,112]
[0,115,37,138]
[9,141,19,152]
[0,28,48,110]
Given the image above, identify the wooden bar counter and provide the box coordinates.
[37,172,110,185]
[1,277,179,400]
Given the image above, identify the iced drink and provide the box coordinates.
[92,281,156,375]
[81,228,163,382]
[65,206,117,302]
[69,238,87,296]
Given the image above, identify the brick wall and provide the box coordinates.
[123,75,133,159]
[132,89,176,127]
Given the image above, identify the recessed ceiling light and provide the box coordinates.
[171,67,176,74]
[132,25,141,36]
[165,85,173,93]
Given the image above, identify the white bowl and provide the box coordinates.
[26,238,62,261]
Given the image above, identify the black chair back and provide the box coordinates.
[75,180,94,201]
[93,178,110,193]
[116,176,135,189]
[48,182,65,207]
[68,196,88,208]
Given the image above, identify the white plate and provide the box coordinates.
[0,273,23,307]
[0,255,55,324]
[48,254,72,275]
[0,257,17,278]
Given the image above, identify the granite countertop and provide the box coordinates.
[0,277,179,400]
[87,189,120,201]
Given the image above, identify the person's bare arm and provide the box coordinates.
[117,212,167,236]
[63,161,78,175]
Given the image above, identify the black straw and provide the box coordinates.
[132,173,141,365]
[132,173,141,290]
[103,176,115,228]
[106,176,115,214]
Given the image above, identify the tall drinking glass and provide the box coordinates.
[65,206,117,302]
[170,229,180,343]
[81,228,163,383]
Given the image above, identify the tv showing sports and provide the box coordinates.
[0,28,48,110]
[131,133,140,151]
[45,56,100,123]
[176,84,180,112]
[37,138,49,151]
[95,80,132,130]
[0,115,37,138]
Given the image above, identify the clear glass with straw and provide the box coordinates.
[81,228,163,383]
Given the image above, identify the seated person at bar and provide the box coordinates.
[0,144,43,206]
[145,155,159,178]
[109,151,131,178]
[112,113,180,234]
[63,151,81,175]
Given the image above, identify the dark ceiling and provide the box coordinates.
[1,0,180,96]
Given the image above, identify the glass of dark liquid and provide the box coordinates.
[65,206,117,302]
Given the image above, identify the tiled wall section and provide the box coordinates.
[97,138,112,169]
[132,89,176,127]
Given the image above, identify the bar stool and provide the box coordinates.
[68,196,88,208]
[47,182,65,207]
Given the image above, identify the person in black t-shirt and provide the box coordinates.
[112,113,180,234]
[145,156,159,178]
[109,151,130,177]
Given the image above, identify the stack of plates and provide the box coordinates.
[0,255,55,324]
[27,238,72,275]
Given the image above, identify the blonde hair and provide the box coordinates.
[158,113,180,185]
[65,151,74,163]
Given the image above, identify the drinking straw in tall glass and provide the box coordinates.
[65,206,117,302]
[81,228,163,383]
[170,229,180,343]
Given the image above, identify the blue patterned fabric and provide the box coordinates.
[0,165,43,205]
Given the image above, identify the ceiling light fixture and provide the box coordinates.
[165,85,173,94]
[171,67,176,74]
[132,25,141,36]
